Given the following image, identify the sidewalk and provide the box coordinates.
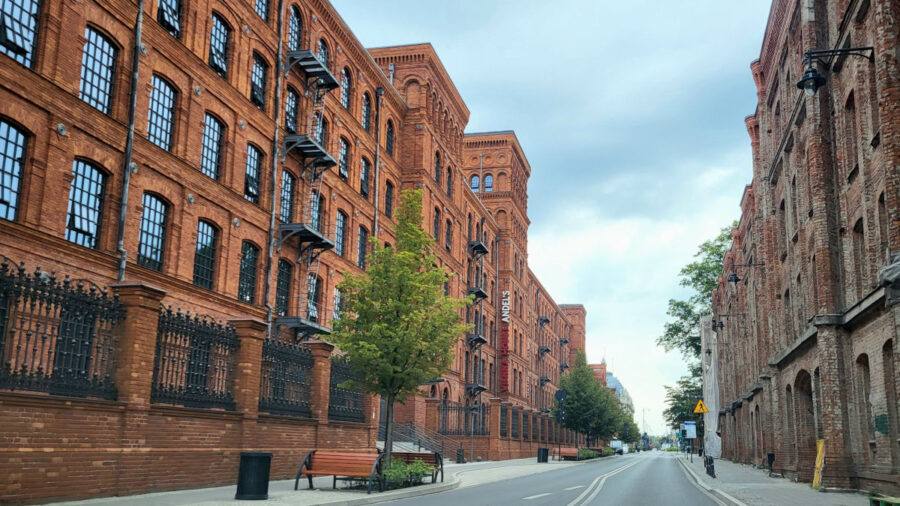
[676,453,867,506]
[53,457,590,506]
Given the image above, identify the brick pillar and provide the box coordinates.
[425,398,440,432]
[817,326,852,487]
[306,341,334,423]
[110,282,167,408]
[365,394,379,446]
[229,318,266,449]
[489,397,502,460]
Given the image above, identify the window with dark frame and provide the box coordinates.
[335,210,347,256]
[446,167,452,196]
[157,0,181,37]
[192,220,217,290]
[147,75,176,151]
[244,144,262,204]
[385,120,394,156]
[340,68,351,109]
[333,288,342,320]
[309,191,323,231]
[0,0,41,67]
[137,193,167,271]
[316,38,328,67]
[361,93,371,131]
[275,259,292,317]
[384,181,393,218]
[200,113,224,180]
[285,86,299,134]
[254,0,269,21]
[250,53,267,109]
[306,274,320,321]
[279,170,295,222]
[65,160,106,249]
[287,6,301,51]
[433,208,440,241]
[357,226,367,269]
[208,14,229,77]
[360,157,369,198]
[434,152,440,182]
[79,27,117,114]
[238,241,259,304]
[314,113,327,147]
[338,137,349,179]
[445,219,452,251]
[0,118,26,221]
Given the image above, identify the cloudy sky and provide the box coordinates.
[332,0,772,434]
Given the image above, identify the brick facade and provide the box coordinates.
[712,0,900,495]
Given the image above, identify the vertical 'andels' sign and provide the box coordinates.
[500,290,510,392]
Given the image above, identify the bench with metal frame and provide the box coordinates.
[386,451,444,483]
[552,447,579,461]
[294,450,384,494]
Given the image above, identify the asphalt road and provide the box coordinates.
[382,451,722,506]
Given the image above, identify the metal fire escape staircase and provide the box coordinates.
[465,238,490,397]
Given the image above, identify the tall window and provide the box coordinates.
[471,175,480,192]
[157,0,181,37]
[335,210,347,256]
[254,0,268,21]
[445,219,452,251]
[0,0,41,67]
[208,14,230,77]
[137,193,167,271]
[306,275,320,321]
[192,220,217,289]
[244,144,262,204]
[433,208,440,241]
[340,68,351,109]
[316,38,328,67]
[285,86,299,134]
[446,167,452,196]
[338,137,349,179]
[287,6,301,51]
[361,93,371,131]
[434,152,441,182]
[250,53,268,109]
[333,288,342,320]
[147,75,176,151]
[275,259,292,316]
[79,27,117,114]
[279,170,295,222]
[65,160,106,248]
[357,226,368,269]
[0,119,26,221]
[238,241,259,303]
[314,113,327,146]
[484,174,493,192]
[200,113,224,179]
[384,181,394,218]
[360,157,370,198]
[309,192,324,231]
[385,120,394,156]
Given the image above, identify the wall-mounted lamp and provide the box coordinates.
[727,262,765,285]
[796,47,874,97]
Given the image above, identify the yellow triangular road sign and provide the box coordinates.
[693,399,709,414]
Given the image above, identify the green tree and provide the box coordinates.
[555,351,624,443]
[662,362,703,429]
[619,418,641,445]
[331,189,471,466]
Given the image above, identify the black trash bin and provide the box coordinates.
[537,447,549,463]
[456,448,466,464]
[236,452,272,500]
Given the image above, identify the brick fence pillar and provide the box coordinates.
[110,282,167,408]
[489,397,501,460]
[425,398,440,432]
[229,318,266,449]
[306,341,334,436]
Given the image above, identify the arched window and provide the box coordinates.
[209,13,230,77]
[279,170,296,222]
[470,175,480,192]
[357,226,368,269]
[0,119,27,221]
[484,174,493,192]
[445,219,452,251]
[79,27,117,114]
[192,220,218,289]
[434,152,441,182]
[244,144,263,204]
[137,193,168,271]
[314,113,327,146]
[147,75,177,151]
[66,160,106,249]
[0,0,41,67]
[446,167,452,196]
[316,38,328,67]
[340,68,351,109]
[309,191,325,232]
[338,137,349,179]
[384,181,394,218]
[433,208,440,241]
[287,6,302,51]
[200,113,224,180]
[250,53,268,109]
[158,0,182,37]
[335,210,347,256]
[306,274,321,321]
[285,86,299,133]
[254,0,269,21]
[275,259,292,316]
[385,120,394,156]
[360,157,370,197]
[238,241,260,303]
[361,93,371,131]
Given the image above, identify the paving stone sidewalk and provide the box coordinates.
[677,453,868,506]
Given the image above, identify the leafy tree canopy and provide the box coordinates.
[662,362,703,430]
[555,351,624,441]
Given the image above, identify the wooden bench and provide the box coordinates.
[552,447,579,461]
[870,496,900,506]
[388,451,444,483]
[294,450,384,494]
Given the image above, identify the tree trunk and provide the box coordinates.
[384,394,394,468]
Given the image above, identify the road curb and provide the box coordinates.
[315,476,462,506]
[675,456,747,506]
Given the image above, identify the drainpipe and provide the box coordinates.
[372,87,384,238]
[116,0,145,282]
[263,0,286,339]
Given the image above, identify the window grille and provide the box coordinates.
[250,53,267,109]
[287,6,301,51]
[147,75,176,151]
[0,119,26,221]
[279,170,295,222]
[385,121,394,156]
[0,0,41,67]
[254,0,268,21]
[357,226,367,269]
[192,220,217,289]
[338,138,349,179]
[79,27,116,114]
[275,259,292,316]
[200,113,223,179]
[361,93,371,131]
[335,211,346,256]
[384,182,393,218]
[244,144,262,204]
[285,87,299,134]
[157,0,181,37]
[340,68,351,109]
[360,157,369,198]
[65,159,105,249]
[137,193,167,271]
[208,14,229,77]
[238,241,259,303]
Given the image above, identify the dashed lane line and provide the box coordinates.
[563,485,585,490]
[523,493,553,500]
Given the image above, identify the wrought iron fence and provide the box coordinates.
[523,410,529,441]
[151,306,239,410]
[259,338,313,418]
[328,356,364,423]
[500,404,507,437]
[0,262,124,399]
[511,406,520,438]
[532,413,538,440]
[438,402,490,436]
[541,417,546,442]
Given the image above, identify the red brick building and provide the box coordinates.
[712,0,899,495]
[0,0,585,502]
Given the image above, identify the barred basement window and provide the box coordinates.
[333,288,342,320]
[238,241,259,303]
[316,38,328,67]
[244,144,262,204]
[147,75,176,151]
[360,157,369,198]
[0,0,41,67]
[287,6,301,51]
[340,68,351,109]
[137,193,167,271]
[275,259,292,316]
[65,160,106,249]
[279,170,295,222]
[208,14,230,77]
[250,53,267,109]
[254,0,269,21]
[157,0,181,37]
[79,27,117,114]
[338,137,349,179]
[361,93,371,132]
[200,113,224,179]
[192,220,217,290]
[0,118,26,221]
[335,211,347,256]
[357,226,367,269]
[285,86,299,134]
[385,120,394,156]
[384,181,393,218]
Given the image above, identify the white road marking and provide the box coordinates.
[566,460,642,506]
[564,485,585,490]
[523,493,552,500]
